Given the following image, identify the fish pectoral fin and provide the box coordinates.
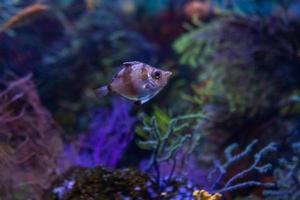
[144,83,155,90]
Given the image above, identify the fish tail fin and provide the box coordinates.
[96,85,110,98]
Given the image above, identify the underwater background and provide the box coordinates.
[1,0,300,199]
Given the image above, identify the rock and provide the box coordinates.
[45,166,157,200]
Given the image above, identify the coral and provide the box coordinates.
[208,139,276,194]
[0,2,49,32]
[173,4,300,178]
[193,190,222,200]
[0,74,63,199]
[62,98,136,169]
[174,16,300,114]
[157,149,211,188]
[1,1,300,200]
[0,0,155,135]
[46,166,156,200]
[47,166,206,200]
[136,111,207,185]
[264,157,300,200]
[212,0,300,19]
[264,141,300,200]
[184,1,213,20]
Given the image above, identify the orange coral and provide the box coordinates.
[193,189,222,200]
[0,2,49,32]
[184,1,212,19]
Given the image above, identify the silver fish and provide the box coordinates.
[96,61,172,104]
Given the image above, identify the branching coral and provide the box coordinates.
[264,142,300,200]
[63,98,136,169]
[1,1,299,200]
[208,139,277,194]
[137,111,207,185]
[173,5,300,185]
[0,74,63,199]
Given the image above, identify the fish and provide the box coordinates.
[96,61,172,104]
[0,3,49,32]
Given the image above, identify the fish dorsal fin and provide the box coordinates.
[122,61,141,68]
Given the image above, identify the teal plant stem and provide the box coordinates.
[209,139,277,194]
[140,112,206,186]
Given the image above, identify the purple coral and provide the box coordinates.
[63,98,136,169]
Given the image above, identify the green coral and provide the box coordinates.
[173,16,295,114]
[173,20,221,69]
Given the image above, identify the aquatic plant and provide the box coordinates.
[0,2,49,33]
[1,1,299,200]
[264,138,300,200]
[62,98,136,169]
[0,74,63,199]
[173,7,300,175]
[208,139,277,194]
[174,15,300,114]
[264,156,300,200]
[136,111,207,185]
[212,0,300,19]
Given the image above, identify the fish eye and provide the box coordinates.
[154,71,161,80]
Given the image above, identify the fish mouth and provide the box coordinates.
[165,71,173,80]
